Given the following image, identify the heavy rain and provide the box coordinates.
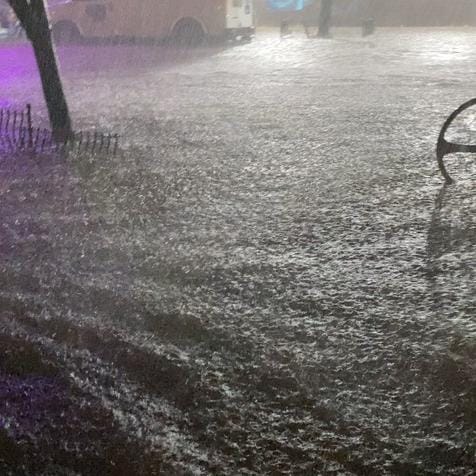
[0,0,475,474]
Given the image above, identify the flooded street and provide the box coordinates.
[0,29,475,474]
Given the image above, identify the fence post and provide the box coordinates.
[26,104,33,149]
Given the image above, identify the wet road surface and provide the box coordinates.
[0,29,475,474]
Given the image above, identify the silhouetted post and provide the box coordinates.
[362,18,375,37]
[280,20,290,38]
[318,0,333,38]
[8,0,72,140]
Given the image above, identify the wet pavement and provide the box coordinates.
[0,29,475,474]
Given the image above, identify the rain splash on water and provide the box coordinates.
[0,27,475,474]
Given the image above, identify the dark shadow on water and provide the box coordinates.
[426,183,475,316]
[427,185,452,261]
[426,182,475,331]
[425,183,476,420]
[426,184,475,262]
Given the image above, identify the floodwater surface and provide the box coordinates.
[0,29,475,475]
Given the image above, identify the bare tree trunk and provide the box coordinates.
[318,0,333,38]
[30,18,72,139]
[8,0,72,139]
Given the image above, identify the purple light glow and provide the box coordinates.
[0,44,44,109]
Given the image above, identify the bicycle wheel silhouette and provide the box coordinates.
[437,98,476,184]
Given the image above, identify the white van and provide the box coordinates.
[47,0,255,44]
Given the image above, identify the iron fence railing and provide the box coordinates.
[0,104,119,156]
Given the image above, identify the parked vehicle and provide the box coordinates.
[48,0,255,44]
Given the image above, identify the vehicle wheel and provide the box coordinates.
[171,18,205,47]
[52,22,81,45]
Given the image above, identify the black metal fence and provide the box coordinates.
[0,104,119,155]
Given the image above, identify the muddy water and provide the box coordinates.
[0,29,475,474]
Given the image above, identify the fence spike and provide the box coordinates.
[92,131,98,153]
[0,104,117,156]
[34,127,40,150]
[26,104,33,149]
[113,134,119,156]
[78,131,83,151]
[12,111,17,143]
[18,127,25,149]
[41,129,48,152]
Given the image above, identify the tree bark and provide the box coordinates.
[8,0,72,139]
[318,0,333,38]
